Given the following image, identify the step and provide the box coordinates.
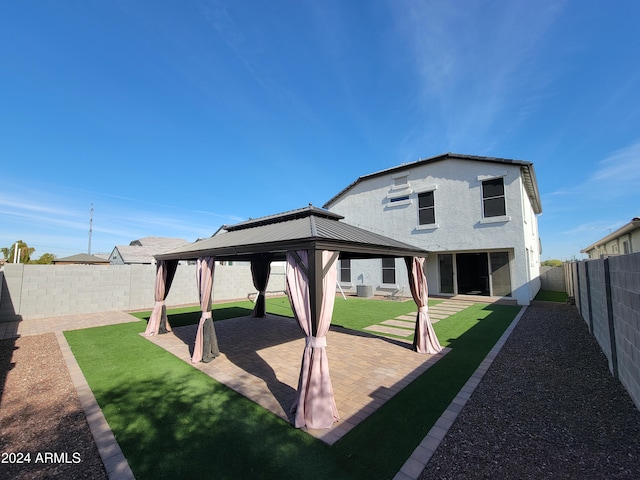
[364,324,414,337]
[431,305,467,312]
[381,319,415,330]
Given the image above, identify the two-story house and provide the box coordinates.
[324,153,543,306]
[581,217,640,259]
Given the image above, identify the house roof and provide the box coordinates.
[323,152,542,214]
[156,205,429,262]
[581,217,640,253]
[129,237,188,248]
[53,253,110,264]
[112,237,189,263]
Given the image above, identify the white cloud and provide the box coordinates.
[388,0,567,152]
[547,140,640,202]
[0,182,245,257]
[588,141,640,189]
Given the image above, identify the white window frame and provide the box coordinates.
[415,184,439,229]
[478,174,510,222]
[381,257,397,285]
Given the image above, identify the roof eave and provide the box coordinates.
[324,152,541,209]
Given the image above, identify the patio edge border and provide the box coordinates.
[393,305,528,480]
[56,331,136,480]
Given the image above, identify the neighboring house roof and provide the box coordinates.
[128,236,188,248]
[54,253,111,264]
[156,205,429,262]
[111,237,189,264]
[581,217,640,253]
[323,152,542,214]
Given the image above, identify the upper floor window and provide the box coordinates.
[418,191,435,225]
[482,178,506,217]
[382,258,396,284]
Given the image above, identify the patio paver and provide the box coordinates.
[144,314,450,445]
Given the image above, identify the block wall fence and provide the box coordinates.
[565,252,640,412]
[539,265,565,292]
[0,263,286,321]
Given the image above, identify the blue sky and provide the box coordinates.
[1,1,639,261]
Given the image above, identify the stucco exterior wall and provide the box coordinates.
[327,158,540,305]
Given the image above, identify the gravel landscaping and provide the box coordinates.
[420,301,640,480]
[0,333,107,480]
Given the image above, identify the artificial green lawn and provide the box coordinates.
[66,298,521,479]
[534,289,568,302]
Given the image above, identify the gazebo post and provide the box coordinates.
[287,249,340,429]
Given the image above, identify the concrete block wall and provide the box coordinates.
[0,263,286,321]
[609,253,640,412]
[587,260,613,366]
[539,266,565,292]
[569,252,640,412]
[577,262,590,328]
[0,264,24,320]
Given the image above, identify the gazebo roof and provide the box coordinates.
[156,205,429,261]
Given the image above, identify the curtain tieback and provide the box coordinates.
[306,336,327,348]
[418,306,429,314]
[155,300,165,306]
[202,311,212,319]
[259,290,266,296]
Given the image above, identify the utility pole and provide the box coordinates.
[88,203,93,255]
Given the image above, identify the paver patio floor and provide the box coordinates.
[144,314,449,445]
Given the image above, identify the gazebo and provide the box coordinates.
[144,205,442,429]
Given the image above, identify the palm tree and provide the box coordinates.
[1,240,35,263]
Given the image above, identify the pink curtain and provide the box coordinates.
[286,250,339,429]
[144,259,178,336]
[405,256,443,354]
[191,257,220,363]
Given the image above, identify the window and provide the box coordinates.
[382,258,396,284]
[390,195,410,203]
[340,259,351,283]
[482,178,506,217]
[623,241,630,254]
[418,191,435,225]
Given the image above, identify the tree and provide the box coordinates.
[542,259,563,267]
[1,240,35,264]
[32,253,55,264]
